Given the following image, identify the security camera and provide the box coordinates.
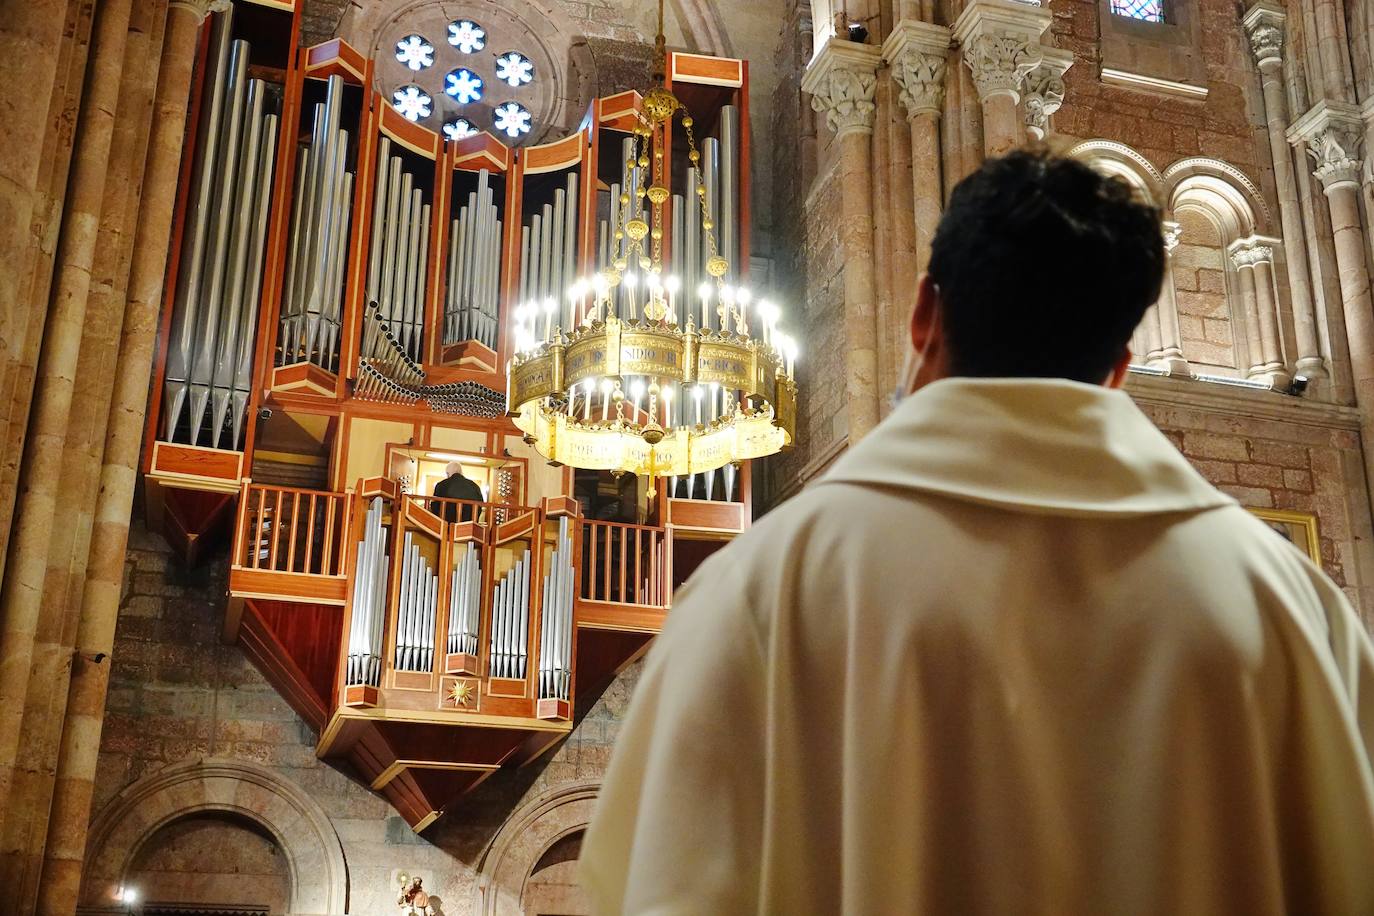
[1287,375,1310,397]
[259,407,273,420]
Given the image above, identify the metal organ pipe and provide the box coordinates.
[489,549,530,679]
[447,542,481,656]
[539,517,575,700]
[443,169,501,350]
[347,497,390,687]
[279,74,353,372]
[162,12,279,451]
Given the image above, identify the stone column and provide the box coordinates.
[0,0,136,826]
[1151,221,1190,375]
[1022,48,1073,141]
[885,20,951,275]
[951,0,1051,158]
[1243,1,1324,379]
[35,3,220,911]
[1290,101,1374,494]
[1230,244,1269,378]
[802,39,884,441]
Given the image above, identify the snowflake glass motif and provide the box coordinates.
[444,118,478,141]
[448,19,486,53]
[1109,0,1163,22]
[494,51,534,87]
[392,84,433,122]
[493,102,532,138]
[446,68,484,104]
[394,34,434,71]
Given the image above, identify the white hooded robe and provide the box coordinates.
[581,377,1374,915]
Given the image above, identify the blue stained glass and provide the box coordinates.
[1110,0,1164,22]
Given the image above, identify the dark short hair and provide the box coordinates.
[926,149,1165,383]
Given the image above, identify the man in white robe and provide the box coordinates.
[581,151,1374,914]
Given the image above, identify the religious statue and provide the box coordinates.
[397,873,434,915]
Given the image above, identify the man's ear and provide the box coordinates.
[1106,348,1131,389]
[911,274,940,354]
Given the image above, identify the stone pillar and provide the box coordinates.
[1151,221,1190,375]
[35,2,218,912]
[885,20,951,275]
[0,0,136,826]
[803,38,883,441]
[1230,244,1269,378]
[951,0,1051,159]
[1022,48,1073,141]
[1290,101,1374,496]
[1243,1,1324,379]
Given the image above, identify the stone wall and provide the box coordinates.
[91,512,636,914]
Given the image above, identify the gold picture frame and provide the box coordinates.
[1247,507,1322,565]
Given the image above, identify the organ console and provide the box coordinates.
[140,0,775,830]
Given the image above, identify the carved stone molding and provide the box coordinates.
[951,0,1052,104]
[1163,219,1182,254]
[882,20,952,120]
[168,0,231,21]
[1242,0,1286,70]
[801,37,883,139]
[1229,243,1275,269]
[1022,47,1073,140]
[1288,99,1365,191]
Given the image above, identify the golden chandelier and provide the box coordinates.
[505,1,799,479]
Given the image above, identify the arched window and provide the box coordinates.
[1169,208,1237,372]
[365,2,593,145]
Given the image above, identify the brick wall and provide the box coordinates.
[94,514,635,914]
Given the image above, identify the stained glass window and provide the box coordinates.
[495,51,534,87]
[395,34,434,71]
[445,68,484,104]
[448,19,486,53]
[444,118,478,141]
[393,85,433,121]
[493,102,532,138]
[1110,0,1164,23]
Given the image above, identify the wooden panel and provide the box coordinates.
[229,568,350,604]
[438,338,498,371]
[576,600,666,633]
[272,361,338,396]
[669,52,744,87]
[665,497,744,534]
[381,102,441,158]
[304,38,367,82]
[453,132,511,172]
[598,90,643,129]
[238,601,331,731]
[149,442,243,489]
[521,131,585,174]
[252,599,343,713]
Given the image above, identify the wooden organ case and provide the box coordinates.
[141,0,757,830]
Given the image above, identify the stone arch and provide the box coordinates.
[1165,160,1276,376]
[676,0,732,57]
[80,759,349,916]
[1164,157,1273,234]
[1067,139,1167,206]
[472,779,600,916]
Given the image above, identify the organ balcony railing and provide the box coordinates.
[226,476,686,827]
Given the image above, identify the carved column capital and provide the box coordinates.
[1022,47,1073,140]
[1229,242,1275,269]
[952,0,1052,104]
[882,20,952,120]
[1162,220,1182,254]
[802,37,883,139]
[1242,1,1286,70]
[1288,99,1365,191]
[168,0,231,21]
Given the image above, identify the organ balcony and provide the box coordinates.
[137,0,774,831]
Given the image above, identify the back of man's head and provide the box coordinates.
[926,149,1165,384]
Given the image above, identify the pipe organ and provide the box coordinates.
[142,0,770,832]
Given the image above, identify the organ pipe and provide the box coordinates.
[162,13,279,450]
[444,169,501,350]
[395,532,439,672]
[279,74,353,372]
[539,516,575,700]
[447,542,482,656]
[347,497,390,687]
[489,549,530,679]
